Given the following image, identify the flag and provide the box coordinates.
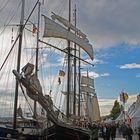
[124,92,128,100]
[120,91,129,103]
[32,24,38,33]
[127,116,132,125]
[59,70,65,77]
[126,113,131,125]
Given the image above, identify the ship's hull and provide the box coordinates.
[0,124,91,140]
[44,124,90,140]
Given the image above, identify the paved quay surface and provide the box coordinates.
[98,134,139,140]
[99,138,126,140]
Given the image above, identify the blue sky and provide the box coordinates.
[0,0,140,116]
[94,43,140,99]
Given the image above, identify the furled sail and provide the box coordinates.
[51,12,87,39]
[81,86,95,93]
[43,15,93,60]
[81,76,94,88]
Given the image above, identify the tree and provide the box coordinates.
[110,100,121,120]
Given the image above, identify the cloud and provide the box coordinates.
[1,0,140,50]
[98,98,115,116]
[77,0,140,49]
[87,58,108,65]
[120,63,140,69]
[82,71,110,78]
[98,94,137,116]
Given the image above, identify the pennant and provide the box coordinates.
[32,24,38,33]
[120,91,129,103]
[59,70,65,77]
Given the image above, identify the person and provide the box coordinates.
[137,125,140,140]
[125,124,133,140]
[105,123,111,140]
[101,123,110,140]
[110,123,116,140]
[89,123,99,140]
[101,123,107,140]
[121,123,127,138]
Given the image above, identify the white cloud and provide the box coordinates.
[77,0,140,49]
[100,73,110,77]
[1,0,140,50]
[82,71,110,78]
[120,63,140,69]
[98,98,115,116]
[98,94,137,116]
[86,58,107,65]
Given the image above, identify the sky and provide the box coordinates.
[0,0,140,116]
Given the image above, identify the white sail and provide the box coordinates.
[61,91,79,114]
[81,76,94,88]
[43,15,93,60]
[81,86,95,93]
[81,75,100,122]
[84,94,100,122]
[91,95,100,121]
[51,12,87,39]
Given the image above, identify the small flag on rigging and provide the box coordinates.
[59,70,65,77]
[120,91,129,103]
[32,24,38,33]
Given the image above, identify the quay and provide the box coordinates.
[99,134,139,140]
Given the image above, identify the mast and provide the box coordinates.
[66,0,71,119]
[78,31,81,116]
[86,70,89,118]
[66,0,71,118]
[73,4,76,115]
[13,0,25,129]
[33,1,41,119]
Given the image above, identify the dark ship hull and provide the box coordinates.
[0,124,90,140]
[44,124,90,140]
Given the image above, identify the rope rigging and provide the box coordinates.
[0,1,21,36]
[0,0,40,71]
[0,0,10,13]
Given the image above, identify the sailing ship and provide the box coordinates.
[0,0,100,139]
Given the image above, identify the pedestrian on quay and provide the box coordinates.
[101,123,111,140]
[137,125,140,140]
[105,123,111,140]
[110,123,117,140]
[121,122,127,138]
[88,123,99,140]
[101,123,107,140]
[125,124,133,140]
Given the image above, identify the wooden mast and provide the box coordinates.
[13,0,25,129]
[73,4,77,116]
[66,0,71,119]
[78,24,81,117]
[34,1,41,119]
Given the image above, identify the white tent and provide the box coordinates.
[131,107,140,129]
